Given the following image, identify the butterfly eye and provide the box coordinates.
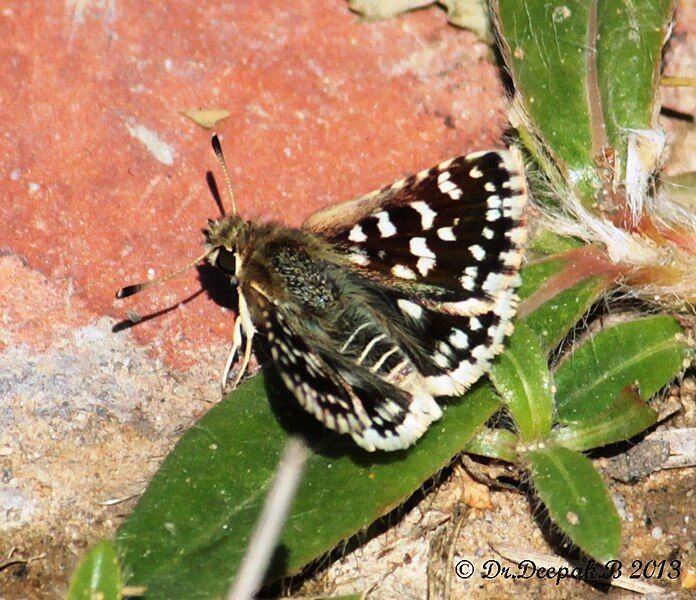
[215,248,236,275]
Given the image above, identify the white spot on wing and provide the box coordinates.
[437,171,451,183]
[410,237,435,258]
[434,353,449,368]
[437,227,456,241]
[487,195,502,208]
[397,299,423,320]
[460,275,476,291]
[500,250,522,268]
[507,226,528,245]
[375,211,397,237]
[469,244,486,261]
[483,272,511,291]
[349,251,369,266]
[349,225,367,242]
[411,201,437,229]
[392,264,417,280]
[439,179,458,195]
[416,257,435,276]
[449,329,469,349]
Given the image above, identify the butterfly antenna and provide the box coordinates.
[116,249,212,299]
[211,133,238,216]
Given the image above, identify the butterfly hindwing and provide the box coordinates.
[255,291,442,451]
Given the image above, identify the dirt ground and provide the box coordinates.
[1,1,695,599]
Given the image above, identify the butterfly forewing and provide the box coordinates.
[303,149,527,300]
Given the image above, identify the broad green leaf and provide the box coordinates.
[554,316,687,422]
[67,541,122,600]
[116,374,499,599]
[495,0,673,200]
[523,276,605,353]
[552,386,657,451]
[525,444,620,562]
[517,259,567,303]
[494,0,600,197]
[466,427,517,463]
[518,259,606,353]
[489,321,553,442]
[596,1,674,153]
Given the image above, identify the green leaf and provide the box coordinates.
[67,541,122,600]
[494,0,674,199]
[554,316,687,423]
[494,0,600,196]
[552,386,657,451]
[525,444,620,562]
[466,427,517,462]
[116,374,499,599]
[524,277,606,354]
[596,1,674,153]
[517,259,606,353]
[489,321,553,442]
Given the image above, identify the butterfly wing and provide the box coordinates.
[303,148,529,397]
[251,288,442,451]
[303,148,527,295]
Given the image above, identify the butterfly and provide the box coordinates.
[118,136,528,452]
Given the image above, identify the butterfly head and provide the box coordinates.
[203,216,246,278]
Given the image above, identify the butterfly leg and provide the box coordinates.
[221,291,256,391]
